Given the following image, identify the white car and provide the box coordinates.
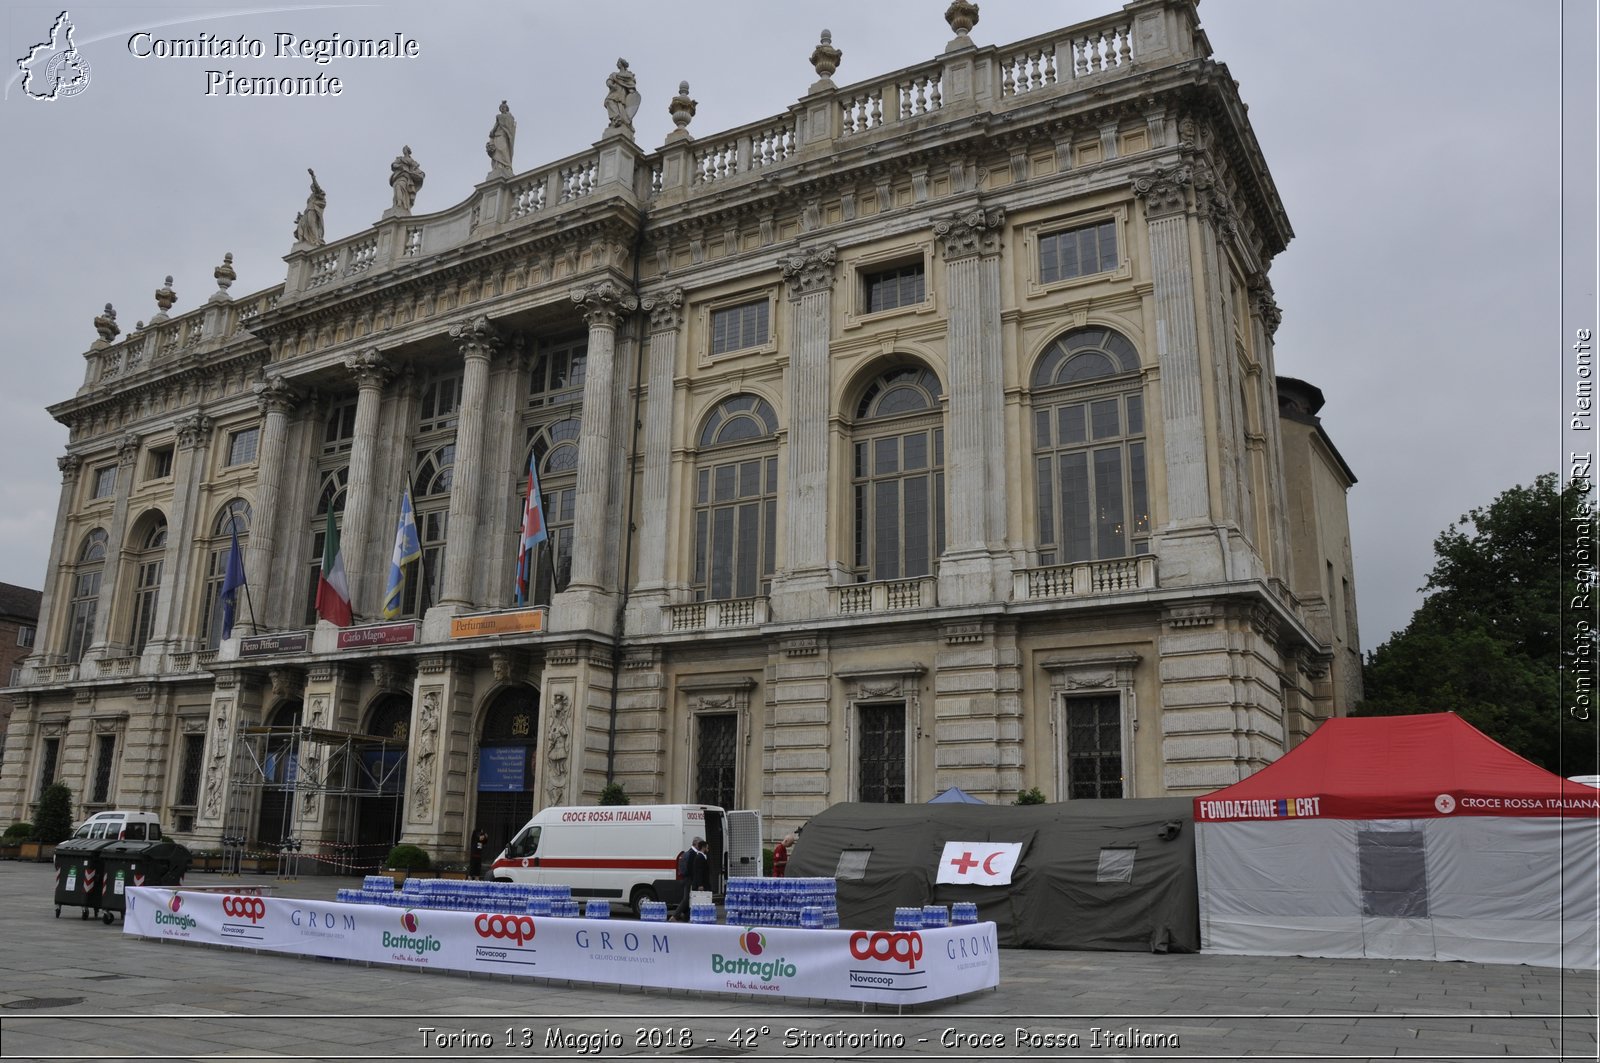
[71,810,163,841]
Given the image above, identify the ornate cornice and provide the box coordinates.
[779,244,838,300]
[571,281,639,329]
[641,287,685,333]
[934,206,1005,261]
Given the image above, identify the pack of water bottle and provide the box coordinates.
[638,899,670,922]
[337,878,576,913]
[892,901,978,929]
[523,884,575,916]
[724,877,839,929]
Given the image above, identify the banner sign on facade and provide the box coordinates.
[124,888,998,1006]
[337,622,418,650]
[936,841,1024,886]
[450,609,545,640]
[238,632,310,658]
[477,746,528,792]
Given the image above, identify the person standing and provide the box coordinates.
[469,827,489,879]
[674,837,710,921]
[772,833,795,878]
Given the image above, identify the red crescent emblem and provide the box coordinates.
[982,852,1001,875]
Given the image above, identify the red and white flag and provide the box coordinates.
[935,841,1024,886]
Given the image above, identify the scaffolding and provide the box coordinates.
[222,725,406,878]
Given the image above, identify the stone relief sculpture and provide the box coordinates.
[293,168,325,246]
[411,690,439,820]
[603,59,640,133]
[389,146,425,212]
[202,711,230,819]
[544,692,571,806]
[486,100,516,177]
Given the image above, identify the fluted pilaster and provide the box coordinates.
[240,376,300,633]
[439,318,500,607]
[341,348,394,614]
[565,283,637,594]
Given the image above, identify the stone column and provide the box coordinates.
[88,432,143,658]
[1250,275,1292,580]
[626,289,684,633]
[1134,165,1222,583]
[240,376,300,634]
[32,454,82,665]
[934,207,1010,606]
[436,318,499,609]
[768,245,838,621]
[150,414,211,653]
[554,283,637,633]
[340,348,394,616]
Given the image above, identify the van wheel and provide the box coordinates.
[629,885,657,919]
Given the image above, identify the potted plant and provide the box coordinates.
[0,822,31,860]
[23,784,72,861]
[436,862,469,881]
[384,843,431,886]
[189,849,222,872]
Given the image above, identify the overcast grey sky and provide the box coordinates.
[1,1,1592,655]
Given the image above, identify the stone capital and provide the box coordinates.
[641,288,685,333]
[1132,165,1192,218]
[57,452,83,481]
[175,412,211,451]
[117,431,142,467]
[779,244,838,301]
[344,347,396,388]
[255,374,301,416]
[934,206,1005,261]
[1249,274,1283,335]
[571,281,639,329]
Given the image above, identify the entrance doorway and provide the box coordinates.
[474,685,539,859]
[355,694,410,866]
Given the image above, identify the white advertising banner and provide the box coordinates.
[935,841,1024,885]
[123,888,999,1005]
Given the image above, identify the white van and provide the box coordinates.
[71,810,163,841]
[491,804,758,915]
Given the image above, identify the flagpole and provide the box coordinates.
[241,569,259,633]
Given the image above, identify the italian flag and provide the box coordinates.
[315,508,352,626]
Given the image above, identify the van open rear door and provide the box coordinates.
[726,810,763,877]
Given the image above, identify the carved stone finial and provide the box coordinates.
[667,81,697,141]
[944,1,980,39]
[153,276,177,317]
[93,303,119,346]
[810,30,842,86]
[214,252,236,292]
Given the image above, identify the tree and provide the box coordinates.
[1358,473,1597,776]
[33,783,73,844]
[597,782,630,806]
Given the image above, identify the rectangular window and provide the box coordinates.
[710,299,769,355]
[857,703,906,803]
[90,465,117,500]
[863,262,926,314]
[695,713,738,811]
[130,558,162,655]
[225,426,260,467]
[17,625,35,649]
[1357,828,1428,917]
[177,733,205,807]
[1039,220,1118,284]
[92,734,116,804]
[145,447,174,480]
[1065,696,1123,799]
[66,571,100,664]
[322,399,358,454]
[38,737,60,796]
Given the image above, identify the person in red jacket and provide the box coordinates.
[772,833,795,877]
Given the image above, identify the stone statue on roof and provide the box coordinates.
[294,169,325,247]
[604,58,640,135]
[390,145,425,213]
[487,100,516,178]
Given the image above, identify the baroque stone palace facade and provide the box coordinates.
[2,0,1360,865]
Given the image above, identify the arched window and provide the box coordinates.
[399,443,453,615]
[850,366,945,581]
[200,499,251,648]
[693,395,779,601]
[128,516,168,654]
[520,418,580,606]
[65,529,108,663]
[1030,327,1148,563]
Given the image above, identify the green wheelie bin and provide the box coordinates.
[53,837,116,920]
[97,839,191,924]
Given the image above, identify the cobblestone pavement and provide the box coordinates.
[0,863,1594,1062]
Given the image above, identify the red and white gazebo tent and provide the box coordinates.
[1194,712,1599,968]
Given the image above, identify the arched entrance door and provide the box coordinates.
[475,685,539,858]
[356,694,410,864]
[256,700,302,847]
